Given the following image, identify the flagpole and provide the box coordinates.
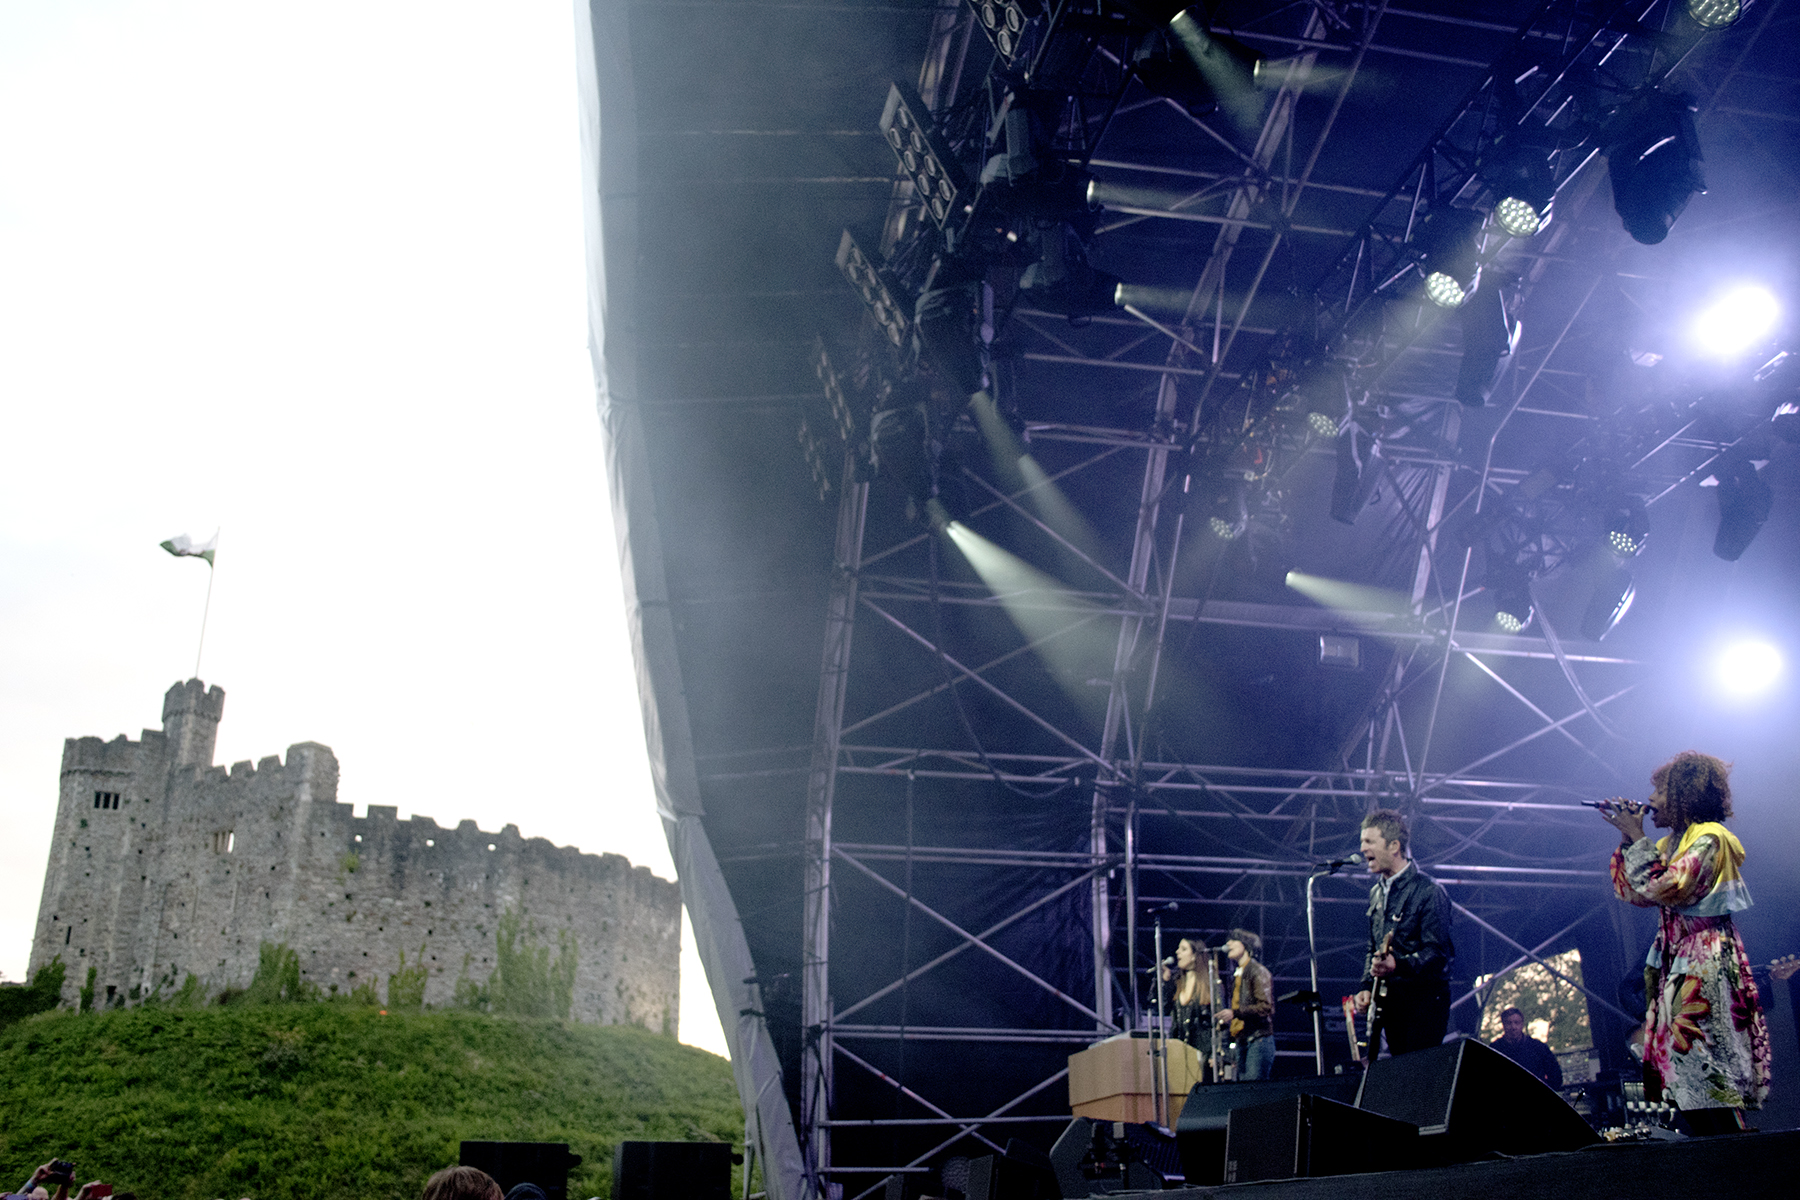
[194,563,215,681]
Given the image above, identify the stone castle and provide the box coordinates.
[30,680,680,1031]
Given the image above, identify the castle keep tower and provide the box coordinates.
[31,681,680,1030]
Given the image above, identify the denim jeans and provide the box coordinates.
[1237,1033,1275,1081]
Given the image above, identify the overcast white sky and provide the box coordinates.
[0,0,727,1057]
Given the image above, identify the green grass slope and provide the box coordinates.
[0,1005,741,1200]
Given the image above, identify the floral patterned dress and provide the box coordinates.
[1611,822,1771,1111]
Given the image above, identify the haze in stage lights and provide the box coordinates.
[1714,639,1783,697]
[1691,285,1779,357]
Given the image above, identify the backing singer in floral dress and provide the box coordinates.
[1598,751,1771,1133]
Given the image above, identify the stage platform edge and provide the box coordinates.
[1111,1127,1800,1200]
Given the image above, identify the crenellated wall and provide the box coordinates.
[29,681,680,1032]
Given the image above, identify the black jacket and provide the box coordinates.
[1360,861,1454,993]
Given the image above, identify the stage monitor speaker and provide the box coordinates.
[459,1142,583,1200]
[962,1139,1058,1200]
[1223,1093,1415,1184]
[1355,1037,1599,1161]
[610,1141,732,1200]
[1174,1074,1361,1186]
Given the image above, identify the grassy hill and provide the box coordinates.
[0,1003,742,1200]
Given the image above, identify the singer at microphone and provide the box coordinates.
[1158,936,1217,1072]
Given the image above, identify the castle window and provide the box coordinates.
[64,926,71,945]
[354,834,363,843]
[487,843,496,852]
[93,791,120,810]
[425,839,435,847]
[211,830,234,854]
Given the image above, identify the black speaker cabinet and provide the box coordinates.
[1223,1093,1416,1184]
[1174,1074,1361,1186]
[460,1142,583,1200]
[962,1141,1058,1200]
[1355,1038,1599,1162]
[611,1141,732,1200]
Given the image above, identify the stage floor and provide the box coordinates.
[1130,1128,1800,1200]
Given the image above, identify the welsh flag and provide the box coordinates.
[160,532,217,566]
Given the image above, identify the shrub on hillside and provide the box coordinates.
[0,959,65,1028]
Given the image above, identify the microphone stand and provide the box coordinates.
[1152,915,1168,1127]
[1306,868,1326,1075]
[1306,856,1357,1075]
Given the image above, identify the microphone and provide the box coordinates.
[1146,900,1179,912]
[1315,852,1363,874]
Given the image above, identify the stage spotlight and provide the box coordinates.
[1132,7,1263,128]
[1204,479,1248,540]
[1771,401,1800,443]
[914,272,988,396]
[1019,223,1122,317]
[1455,277,1521,407]
[1482,150,1556,238]
[1329,423,1383,525]
[1113,282,1204,316]
[1492,579,1535,634]
[969,0,1043,68]
[880,81,969,230]
[1167,9,1264,94]
[836,231,912,350]
[1131,31,1219,119]
[1692,285,1779,357]
[1688,0,1750,29]
[869,395,935,520]
[1716,638,1782,696]
[1712,459,1773,560]
[1602,497,1650,558]
[1417,208,1487,309]
[1580,564,1637,641]
[1603,90,1706,245]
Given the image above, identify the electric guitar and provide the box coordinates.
[1343,995,1365,1064]
[1366,931,1396,1052]
[1765,955,1800,982]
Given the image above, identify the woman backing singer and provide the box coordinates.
[1597,751,1771,1133]
[1159,938,1216,1070]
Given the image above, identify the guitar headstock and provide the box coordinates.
[1771,954,1800,982]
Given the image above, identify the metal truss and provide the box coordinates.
[777,432,1643,1195]
[771,3,1771,1194]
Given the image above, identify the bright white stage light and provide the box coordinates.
[1692,285,1779,356]
[1715,639,1783,697]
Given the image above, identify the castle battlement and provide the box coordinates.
[30,682,679,1029]
[61,733,143,776]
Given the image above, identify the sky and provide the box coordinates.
[0,0,728,1058]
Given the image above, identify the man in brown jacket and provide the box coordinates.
[1216,928,1275,1080]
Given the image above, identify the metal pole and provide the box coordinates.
[1126,796,1140,1032]
[801,471,868,1191]
[1306,871,1325,1075]
[1151,917,1166,1126]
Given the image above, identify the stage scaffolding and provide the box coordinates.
[695,3,1772,1194]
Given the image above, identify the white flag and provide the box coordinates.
[160,532,217,567]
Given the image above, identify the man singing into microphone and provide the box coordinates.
[1352,809,1454,1056]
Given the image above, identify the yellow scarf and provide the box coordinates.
[1653,821,1750,914]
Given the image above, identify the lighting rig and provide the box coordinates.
[814,3,1284,523]
[806,0,1778,647]
[1176,0,1779,641]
